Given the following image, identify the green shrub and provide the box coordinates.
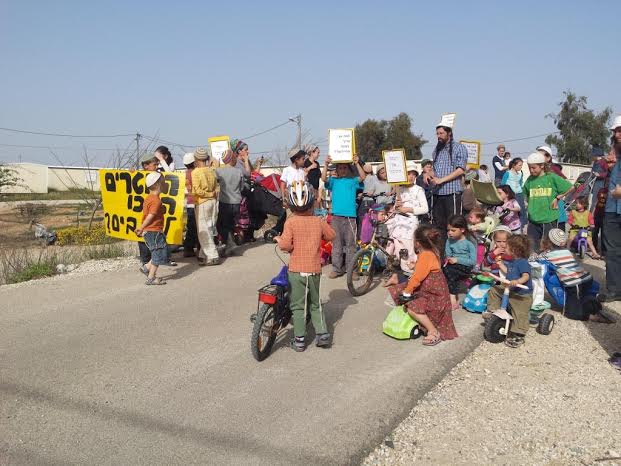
[7,262,56,284]
[56,225,116,246]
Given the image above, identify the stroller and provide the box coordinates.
[245,173,287,243]
[563,171,597,213]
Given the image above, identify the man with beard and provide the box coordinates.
[599,115,621,303]
[423,121,468,241]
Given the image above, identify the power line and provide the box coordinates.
[0,142,124,151]
[241,120,292,140]
[0,126,134,138]
[481,131,560,146]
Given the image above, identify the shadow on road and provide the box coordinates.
[1,381,326,464]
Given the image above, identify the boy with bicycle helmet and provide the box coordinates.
[274,182,336,352]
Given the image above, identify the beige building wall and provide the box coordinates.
[4,163,49,194]
[48,166,101,192]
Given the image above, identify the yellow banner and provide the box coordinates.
[99,169,186,244]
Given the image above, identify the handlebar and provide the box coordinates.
[481,272,528,290]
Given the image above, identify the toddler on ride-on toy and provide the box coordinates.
[483,235,533,348]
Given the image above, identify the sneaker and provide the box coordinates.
[505,335,525,348]
[290,336,306,352]
[328,271,344,279]
[168,260,178,267]
[315,333,331,348]
[597,292,621,303]
[206,258,222,266]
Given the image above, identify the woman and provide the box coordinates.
[154,145,175,173]
[231,138,251,176]
[501,157,526,227]
[364,164,392,205]
[383,161,429,286]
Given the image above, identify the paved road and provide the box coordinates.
[1,244,482,465]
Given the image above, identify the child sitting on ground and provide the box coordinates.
[135,172,168,285]
[567,196,601,259]
[484,235,533,348]
[443,215,478,310]
[390,225,458,346]
[274,181,336,352]
[482,227,513,275]
[533,229,611,323]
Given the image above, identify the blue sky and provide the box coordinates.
[0,0,618,167]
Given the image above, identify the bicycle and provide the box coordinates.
[346,212,409,297]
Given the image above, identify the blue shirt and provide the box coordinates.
[432,140,468,195]
[505,258,533,295]
[605,159,621,214]
[445,238,477,267]
[326,176,362,217]
[501,170,523,194]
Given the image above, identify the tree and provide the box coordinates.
[355,112,427,162]
[0,164,20,194]
[545,91,612,165]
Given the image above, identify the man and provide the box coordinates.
[423,122,468,238]
[492,144,508,184]
[598,115,621,303]
[215,149,244,256]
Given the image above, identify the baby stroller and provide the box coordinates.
[563,171,596,213]
[245,173,287,243]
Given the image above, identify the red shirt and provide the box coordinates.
[142,193,164,232]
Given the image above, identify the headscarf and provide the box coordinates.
[303,144,318,156]
[231,138,248,154]
[221,149,234,165]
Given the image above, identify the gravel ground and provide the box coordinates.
[363,270,621,465]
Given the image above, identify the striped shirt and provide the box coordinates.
[538,249,592,287]
[432,140,468,195]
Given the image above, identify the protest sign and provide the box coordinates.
[208,136,230,162]
[438,113,456,129]
[460,140,481,168]
[99,169,186,244]
[328,128,355,163]
[382,149,408,184]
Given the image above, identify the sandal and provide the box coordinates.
[422,333,441,346]
[139,265,149,275]
[145,277,167,285]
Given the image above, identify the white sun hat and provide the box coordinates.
[527,152,546,164]
[536,145,553,157]
[610,115,621,131]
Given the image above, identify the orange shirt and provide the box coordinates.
[278,213,336,273]
[142,193,164,232]
[404,250,441,294]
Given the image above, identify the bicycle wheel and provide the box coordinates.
[250,304,277,361]
[347,248,375,296]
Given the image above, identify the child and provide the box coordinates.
[321,155,366,279]
[467,207,495,265]
[462,171,478,215]
[191,147,221,266]
[495,185,522,233]
[485,235,533,348]
[392,225,458,345]
[443,215,477,310]
[280,150,306,198]
[274,181,336,352]
[135,172,168,285]
[535,229,611,323]
[482,227,513,274]
[567,196,601,259]
[592,188,608,255]
[523,151,573,250]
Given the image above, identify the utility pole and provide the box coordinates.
[135,132,141,168]
[289,114,302,151]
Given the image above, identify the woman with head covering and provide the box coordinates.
[231,138,251,176]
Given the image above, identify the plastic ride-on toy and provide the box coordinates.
[382,292,424,340]
[483,273,555,343]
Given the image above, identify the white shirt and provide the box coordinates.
[281,166,306,187]
[478,169,491,182]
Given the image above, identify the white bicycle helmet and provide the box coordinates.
[288,181,315,212]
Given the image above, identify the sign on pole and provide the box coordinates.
[208,136,230,162]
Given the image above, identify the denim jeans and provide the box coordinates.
[603,213,621,295]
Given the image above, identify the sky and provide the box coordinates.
[0,0,619,168]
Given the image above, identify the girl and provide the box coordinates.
[485,235,533,348]
[467,207,495,265]
[495,185,522,233]
[416,160,435,223]
[154,145,175,173]
[389,225,458,345]
[567,196,601,259]
[443,215,477,310]
[501,158,526,227]
[383,161,429,286]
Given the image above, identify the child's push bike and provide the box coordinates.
[346,212,408,297]
[249,248,310,361]
[483,273,555,343]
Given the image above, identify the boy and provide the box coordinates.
[183,152,199,258]
[485,235,533,348]
[192,147,221,266]
[321,155,367,278]
[280,150,306,199]
[274,181,336,351]
[523,152,573,250]
[135,172,168,285]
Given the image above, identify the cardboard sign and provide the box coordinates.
[99,169,186,244]
[438,113,456,129]
[382,149,408,184]
[460,140,481,168]
[328,128,355,163]
[208,136,230,162]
